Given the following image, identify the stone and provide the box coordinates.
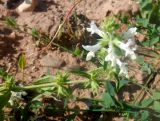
[40,54,65,68]
[17,0,38,13]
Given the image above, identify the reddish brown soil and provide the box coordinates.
[1,0,153,121]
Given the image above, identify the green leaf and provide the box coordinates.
[0,68,7,78]
[113,43,123,56]
[90,80,99,92]
[65,113,76,121]
[18,54,26,70]
[142,40,150,46]
[140,0,152,10]
[73,47,81,56]
[103,61,108,70]
[106,81,116,96]
[30,100,43,110]
[33,75,55,85]
[153,91,160,100]
[136,56,145,65]
[5,17,17,28]
[150,37,159,46]
[57,86,71,97]
[0,91,11,109]
[141,63,152,74]
[141,111,150,121]
[100,17,119,33]
[149,3,160,24]
[117,15,129,24]
[31,28,40,39]
[102,92,115,108]
[0,110,4,121]
[136,18,149,27]
[70,70,90,79]
[118,80,130,90]
[153,101,160,112]
[141,98,154,107]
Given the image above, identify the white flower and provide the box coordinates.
[105,43,119,67]
[119,39,137,60]
[122,27,137,40]
[82,43,101,61]
[105,43,129,77]
[116,59,128,77]
[86,21,105,37]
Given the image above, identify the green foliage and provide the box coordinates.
[100,17,120,33]
[18,54,26,70]
[84,72,100,93]
[141,25,160,46]
[0,91,11,109]
[105,81,116,96]
[31,28,41,40]
[70,70,91,79]
[140,111,150,121]
[29,100,43,111]
[33,75,55,85]
[136,0,160,47]
[140,98,154,107]
[117,15,129,24]
[153,91,160,100]
[102,92,116,109]
[138,0,160,25]
[73,46,81,56]
[1,0,160,120]
[5,17,18,28]
[118,80,130,91]
[0,110,4,121]
[153,101,160,112]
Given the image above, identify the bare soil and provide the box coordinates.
[1,0,156,121]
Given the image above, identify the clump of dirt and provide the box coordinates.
[17,0,63,36]
[16,0,140,36]
[62,0,140,20]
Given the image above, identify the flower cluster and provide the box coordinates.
[82,21,137,77]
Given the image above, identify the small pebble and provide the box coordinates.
[17,0,38,13]
[9,32,16,39]
[40,54,65,68]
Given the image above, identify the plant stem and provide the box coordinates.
[46,0,83,48]
[12,80,88,91]
[133,72,155,104]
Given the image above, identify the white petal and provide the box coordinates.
[119,41,137,60]
[130,53,137,60]
[82,43,101,52]
[116,60,128,77]
[119,42,126,49]
[87,21,105,37]
[126,39,136,47]
[86,51,95,61]
[105,54,117,67]
[86,21,98,33]
[105,43,119,67]
[129,27,137,35]
[122,27,137,39]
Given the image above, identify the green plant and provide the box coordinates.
[1,0,160,120]
[136,0,160,47]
